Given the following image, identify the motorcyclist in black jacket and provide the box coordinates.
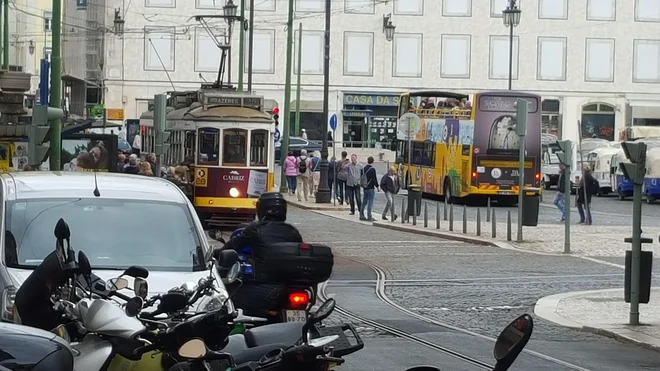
[223,192,303,252]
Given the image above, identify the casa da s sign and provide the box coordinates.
[343,94,400,106]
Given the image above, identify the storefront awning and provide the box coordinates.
[342,109,372,118]
[626,94,660,107]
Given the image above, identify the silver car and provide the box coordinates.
[0,172,230,322]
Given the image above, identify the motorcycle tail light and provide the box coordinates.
[288,292,309,309]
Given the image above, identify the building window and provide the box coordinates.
[537,37,567,81]
[194,27,222,72]
[633,39,660,83]
[441,34,471,79]
[146,0,175,7]
[295,0,323,12]
[294,30,323,75]
[541,99,561,136]
[581,103,615,140]
[344,0,374,14]
[250,129,269,166]
[539,0,568,19]
[490,0,507,18]
[585,38,615,82]
[197,128,219,165]
[252,0,275,11]
[392,33,423,77]
[443,0,471,17]
[44,11,52,31]
[587,0,615,21]
[196,0,222,8]
[394,0,423,15]
[488,35,518,80]
[635,0,660,22]
[223,129,247,166]
[245,29,276,74]
[343,32,374,76]
[144,27,176,71]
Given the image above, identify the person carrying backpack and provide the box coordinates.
[295,150,312,202]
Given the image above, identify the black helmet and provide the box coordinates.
[256,192,287,221]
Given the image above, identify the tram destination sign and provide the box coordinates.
[203,95,263,109]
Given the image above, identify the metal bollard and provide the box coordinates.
[462,205,467,233]
[449,204,454,231]
[424,202,428,228]
[391,195,396,222]
[412,200,417,226]
[486,198,491,222]
[491,209,496,238]
[401,198,406,224]
[476,209,481,236]
[443,198,448,221]
[435,202,440,229]
[507,210,512,241]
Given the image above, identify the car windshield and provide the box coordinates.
[118,139,131,151]
[4,198,206,272]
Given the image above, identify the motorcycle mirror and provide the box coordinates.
[493,314,534,370]
[216,250,239,269]
[54,218,70,240]
[106,277,129,291]
[157,291,189,313]
[178,338,208,359]
[134,277,149,299]
[122,265,149,279]
[303,298,336,339]
[222,262,241,284]
[77,251,92,277]
[125,296,144,317]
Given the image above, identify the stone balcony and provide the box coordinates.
[0,69,31,93]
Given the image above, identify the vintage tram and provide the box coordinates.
[139,88,277,229]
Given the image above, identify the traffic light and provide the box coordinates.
[513,99,528,137]
[555,140,572,166]
[272,107,279,127]
[620,141,647,185]
[28,105,64,166]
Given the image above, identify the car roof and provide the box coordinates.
[0,172,189,203]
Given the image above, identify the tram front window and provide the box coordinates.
[223,129,247,166]
[198,128,220,165]
[250,129,268,166]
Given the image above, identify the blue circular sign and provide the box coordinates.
[274,128,281,143]
[329,114,338,131]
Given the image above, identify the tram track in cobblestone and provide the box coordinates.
[320,256,592,371]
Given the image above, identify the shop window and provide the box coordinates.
[223,129,247,166]
[250,129,268,166]
[541,99,561,137]
[580,102,615,140]
[197,128,219,165]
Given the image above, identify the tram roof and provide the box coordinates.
[184,105,272,122]
[167,103,201,120]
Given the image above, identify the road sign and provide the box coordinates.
[397,113,421,140]
[329,114,337,131]
[274,128,281,143]
[106,108,124,121]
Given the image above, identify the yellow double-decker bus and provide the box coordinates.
[395,90,542,205]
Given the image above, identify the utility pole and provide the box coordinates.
[0,3,3,68]
[278,0,294,193]
[247,0,254,92]
[514,99,528,242]
[153,94,168,176]
[294,23,302,137]
[49,0,63,170]
[237,0,245,91]
[3,0,8,69]
[556,140,572,253]
[316,0,331,203]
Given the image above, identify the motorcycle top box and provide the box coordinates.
[251,242,334,285]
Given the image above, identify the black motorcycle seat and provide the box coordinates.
[222,335,288,364]
[244,322,304,348]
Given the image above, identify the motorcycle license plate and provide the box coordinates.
[286,310,307,322]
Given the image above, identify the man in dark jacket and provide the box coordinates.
[380,166,400,221]
[360,156,379,221]
[223,192,303,253]
[577,166,598,225]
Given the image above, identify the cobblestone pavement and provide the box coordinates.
[287,208,660,371]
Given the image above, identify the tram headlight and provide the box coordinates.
[229,188,240,197]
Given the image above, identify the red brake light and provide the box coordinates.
[472,172,477,178]
[288,292,309,307]
[300,243,310,250]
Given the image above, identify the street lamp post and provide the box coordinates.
[316,0,332,203]
[502,0,521,90]
[223,0,238,86]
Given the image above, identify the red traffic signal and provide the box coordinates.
[272,107,279,115]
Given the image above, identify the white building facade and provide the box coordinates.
[99,0,660,145]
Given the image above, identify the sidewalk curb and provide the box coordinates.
[534,289,660,353]
[287,198,351,211]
